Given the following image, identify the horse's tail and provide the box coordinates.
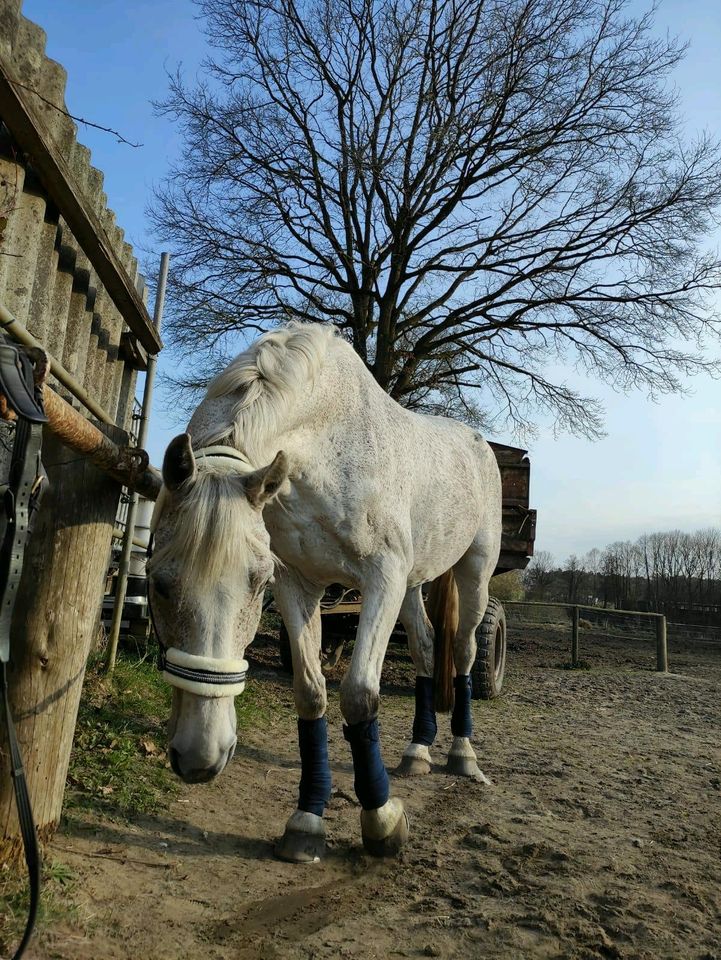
[426,570,458,713]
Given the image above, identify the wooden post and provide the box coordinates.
[655,616,668,673]
[571,605,580,666]
[0,428,122,861]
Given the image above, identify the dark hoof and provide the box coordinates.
[362,811,410,857]
[445,754,491,783]
[393,754,432,778]
[274,828,326,863]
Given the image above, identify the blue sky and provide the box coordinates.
[22,0,721,561]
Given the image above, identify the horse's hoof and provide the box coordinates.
[274,810,326,863]
[393,754,432,777]
[446,754,491,784]
[361,798,409,857]
[362,810,410,857]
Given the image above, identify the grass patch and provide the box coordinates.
[65,647,178,821]
[0,858,79,958]
[66,642,292,822]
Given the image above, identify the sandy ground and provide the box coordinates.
[31,622,721,960]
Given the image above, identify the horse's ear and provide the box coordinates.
[244,451,288,508]
[162,433,197,491]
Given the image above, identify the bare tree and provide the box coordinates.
[565,553,584,603]
[152,0,721,436]
[523,549,555,599]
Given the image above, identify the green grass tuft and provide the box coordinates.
[0,858,79,957]
[65,648,178,820]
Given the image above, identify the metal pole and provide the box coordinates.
[105,253,169,675]
[656,616,668,672]
[571,605,580,666]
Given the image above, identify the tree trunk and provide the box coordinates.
[0,426,122,862]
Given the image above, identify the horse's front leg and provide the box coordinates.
[340,570,409,857]
[272,567,330,863]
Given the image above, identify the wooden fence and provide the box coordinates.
[0,0,161,859]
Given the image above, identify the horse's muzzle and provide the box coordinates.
[169,740,236,783]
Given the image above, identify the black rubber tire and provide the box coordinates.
[278,622,293,674]
[471,597,506,700]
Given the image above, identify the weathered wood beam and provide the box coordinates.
[0,62,163,355]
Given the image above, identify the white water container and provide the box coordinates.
[129,496,154,578]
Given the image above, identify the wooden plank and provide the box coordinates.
[0,62,162,354]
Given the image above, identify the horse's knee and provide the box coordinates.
[339,676,379,725]
[293,673,327,720]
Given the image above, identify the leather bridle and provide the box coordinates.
[147,446,253,698]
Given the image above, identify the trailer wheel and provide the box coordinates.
[471,597,506,700]
[278,622,293,674]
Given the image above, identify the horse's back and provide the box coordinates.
[318,345,502,578]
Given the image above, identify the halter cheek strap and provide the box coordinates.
[148,444,255,698]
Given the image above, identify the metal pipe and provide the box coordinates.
[0,297,115,425]
[106,253,169,674]
[111,527,149,550]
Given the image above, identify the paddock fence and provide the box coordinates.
[502,601,669,672]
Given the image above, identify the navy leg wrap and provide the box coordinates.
[297,717,332,817]
[412,676,437,746]
[451,674,473,738]
[343,717,390,811]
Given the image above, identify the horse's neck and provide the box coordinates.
[188,350,342,466]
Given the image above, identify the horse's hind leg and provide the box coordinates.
[339,567,410,856]
[271,566,330,863]
[447,536,497,783]
[395,586,436,777]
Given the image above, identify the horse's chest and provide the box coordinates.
[265,486,389,584]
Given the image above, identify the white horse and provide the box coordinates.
[147,323,502,860]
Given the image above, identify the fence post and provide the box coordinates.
[571,605,580,666]
[656,616,668,672]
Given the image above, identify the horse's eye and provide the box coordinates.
[152,577,171,600]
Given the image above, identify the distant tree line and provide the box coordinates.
[522,529,721,625]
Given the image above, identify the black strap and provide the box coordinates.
[1,661,40,960]
[0,419,44,661]
[0,340,46,960]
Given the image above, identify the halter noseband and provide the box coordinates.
[148,445,255,698]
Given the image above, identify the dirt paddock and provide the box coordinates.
[33,621,721,960]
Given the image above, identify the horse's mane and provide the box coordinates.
[192,322,340,461]
[153,324,339,591]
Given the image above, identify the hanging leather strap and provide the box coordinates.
[0,660,40,960]
[0,341,47,960]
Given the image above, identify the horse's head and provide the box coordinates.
[147,433,287,784]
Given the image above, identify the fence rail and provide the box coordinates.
[502,601,668,672]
